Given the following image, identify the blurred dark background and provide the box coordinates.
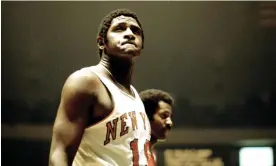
[2,1,276,166]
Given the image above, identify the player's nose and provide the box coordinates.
[165,118,173,129]
[123,28,135,40]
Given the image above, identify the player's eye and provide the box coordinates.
[131,26,141,35]
[115,24,126,31]
[162,113,169,119]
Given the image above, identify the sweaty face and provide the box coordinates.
[104,15,143,59]
[150,101,173,140]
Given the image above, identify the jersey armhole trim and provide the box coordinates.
[85,70,116,129]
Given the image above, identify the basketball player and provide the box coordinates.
[49,9,153,166]
[139,89,174,162]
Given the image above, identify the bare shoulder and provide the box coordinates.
[55,67,104,121]
[59,66,113,124]
[57,67,104,114]
[62,67,102,96]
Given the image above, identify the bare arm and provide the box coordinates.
[49,72,97,166]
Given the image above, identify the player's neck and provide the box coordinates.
[99,55,133,87]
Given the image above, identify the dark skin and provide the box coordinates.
[149,101,173,150]
[99,15,143,95]
[48,15,143,166]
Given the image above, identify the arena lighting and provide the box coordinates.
[239,147,274,166]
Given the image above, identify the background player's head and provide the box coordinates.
[97,9,144,60]
[139,89,174,141]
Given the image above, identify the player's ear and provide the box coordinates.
[97,36,105,50]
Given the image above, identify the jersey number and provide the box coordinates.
[130,139,155,166]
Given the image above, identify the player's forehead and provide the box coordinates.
[157,101,172,114]
[110,15,140,28]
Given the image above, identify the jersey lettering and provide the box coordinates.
[104,111,148,145]
[139,112,147,130]
[130,139,155,166]
[120,113,129,136]
[128,111,138,130]
[104,118,119,145]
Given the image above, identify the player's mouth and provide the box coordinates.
[122,41,137,47]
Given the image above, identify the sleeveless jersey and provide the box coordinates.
[72,67,152,166]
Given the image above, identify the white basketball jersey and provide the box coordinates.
[73,67,152,166]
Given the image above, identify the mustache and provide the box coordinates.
[165,124,172,130]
